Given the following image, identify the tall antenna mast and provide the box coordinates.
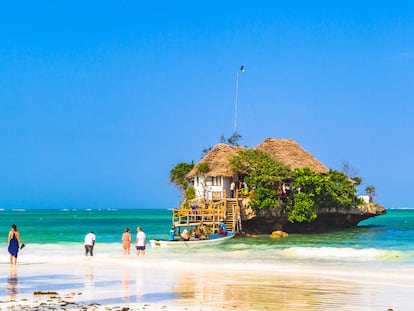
[234,65,245,134]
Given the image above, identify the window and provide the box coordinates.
[212,176,222,186]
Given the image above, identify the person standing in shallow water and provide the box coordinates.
[8,224,22,265]
[84,231,96,256]
[122,228,131,255]
[135,227,146,256]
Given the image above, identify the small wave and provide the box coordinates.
[11,209,26,212]
[280,246,403,261]
[387,207,414,210]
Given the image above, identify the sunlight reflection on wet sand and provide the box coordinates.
[0,251,410,310]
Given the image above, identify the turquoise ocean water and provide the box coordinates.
[1,208,413,262]
[0,209,172,244]
[1,208,413,310]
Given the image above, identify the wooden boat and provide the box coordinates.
[150,232,235,248]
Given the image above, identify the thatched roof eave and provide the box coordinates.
[186,144,245,179]
[186,138,329,179]
[256,138,329,174]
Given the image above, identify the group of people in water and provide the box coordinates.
[170,221,228,241]
[8,220,227,263]
[120,227,146,256]
[7,224,148,265]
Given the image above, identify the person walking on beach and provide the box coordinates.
[84,231,96,256]
[122,227,131,255]
[135,227,146,256]
[8,224,23,265]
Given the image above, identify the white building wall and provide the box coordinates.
[223,177,233,198]
[358,195,370,204]
[193,175,236,199]
[193,176,205,199]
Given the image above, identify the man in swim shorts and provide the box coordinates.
[135,227,146,256]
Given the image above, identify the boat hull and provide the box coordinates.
[150,232,235,248]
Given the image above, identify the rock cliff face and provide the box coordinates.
[240,200,386,234]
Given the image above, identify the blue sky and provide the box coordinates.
[0,1,413,209]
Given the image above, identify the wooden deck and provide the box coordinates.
[172,198,242,233]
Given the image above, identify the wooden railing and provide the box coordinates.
[172,205,226,231]
[172,189,243,233]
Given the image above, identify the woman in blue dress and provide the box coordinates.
[8,224,22,265]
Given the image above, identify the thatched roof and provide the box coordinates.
[256,138,329,174]
[187,138,328,179]
[186,144,245,178]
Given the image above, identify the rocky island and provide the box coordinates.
[242,200,386,234]
[170,138,386,234]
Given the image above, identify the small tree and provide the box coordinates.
[342,160,358,178]
[323,170,357,208]
[169,162,194,199]
[230,149,292,210]
[351,176,362,186]
[202,133,244,157]
[184,186,196,201]
[287,168,323,223]
[227,132,242,146]
[201,146,212,158]
[288,168,358,222]
[365,185,376,202]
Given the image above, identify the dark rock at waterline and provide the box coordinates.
[240,201,386,234]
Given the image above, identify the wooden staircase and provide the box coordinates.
[171,194,242,234]
[224,198,241,232]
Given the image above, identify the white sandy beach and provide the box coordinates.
[0,243,412,310]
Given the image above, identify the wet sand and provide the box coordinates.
[1,256,408,311]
